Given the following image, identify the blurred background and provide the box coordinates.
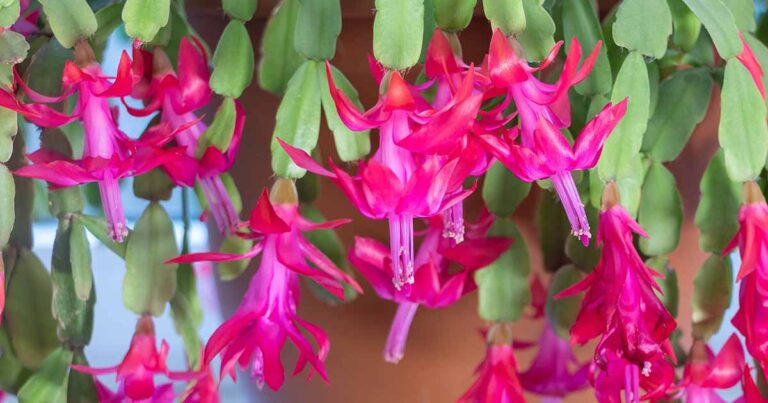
[22,0,759,402]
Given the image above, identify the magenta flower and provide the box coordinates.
[181,368,220,403]
[487,29,600,146]
[726,192,768,375]
[517,323,589,401]
[482,29,617,245]
[558,201,677,401]
[478,101,627,245]
[287,60,482,289]
[169,186,361,390]
[279,139,475,291]
[395,31,499,245]
[130,38,245,236]
[72,316,200,401]
[678,335,744,402]
[349,215,511,362]
[1,44,177,241]
[459,328,526,403]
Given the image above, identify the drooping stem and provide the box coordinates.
[384,302,419,363]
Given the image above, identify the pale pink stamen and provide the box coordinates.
[624,364,640,403]
[551,171,591,246]
[442,202,465,246]
[389,214,415,291]
[99,172,127,242]
[199,175,239,236]
[384,302,419,363]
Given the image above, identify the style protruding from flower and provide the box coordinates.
[169,179,362,390]
[558,183,677,402]
[459,323,526,403]
[349,213,511,363]
[72,315,201,401]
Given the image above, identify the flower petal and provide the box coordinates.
[488,29,529,87]
[249,189,290,234]
[325,61,380,130]
[572,99,628,169]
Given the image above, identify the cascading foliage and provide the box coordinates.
[0,0,767,401]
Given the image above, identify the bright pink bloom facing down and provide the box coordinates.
[72,316,200,401]
[679,335,744,403]
[280,59,481,291]
[459,332,526,403]
[518,323,589,400]
[170,188,361,390]
[558,204,677,402]
[478,101,626,245]
[727,200,768,377]
[349,215,511,362]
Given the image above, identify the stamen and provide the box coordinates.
[99,173,128,242]
[199,175,239,236]
[389,214,415,290]
[442,202,465,246]
[383,302,419,363]
[551,171,591,246]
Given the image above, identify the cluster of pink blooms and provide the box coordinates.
[3,14,768,400]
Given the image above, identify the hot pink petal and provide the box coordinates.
[277,138,335,177]
[174,37,212,113]
[325,61,380,131]
[572,99,628,169]
[249,189,290,234]
[96,51,134,97]
[488,29,529,87]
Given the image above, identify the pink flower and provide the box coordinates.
[349,215,511,362]
[726,191,768,376]
[169,185,362,390]
[678,335,744,402]
[72,316,200,401]
[279,139,475,291]
[181,368,220,403]
[278,59,482,290]
[482,29,617,246]
[459,327,526,403]
[397,31,497,245]
[130,38,244,236]
[487,29,599,146]
[558,201,677,401]
[2,43,177,241]
[517,323,589,400]
[478,100,627,246]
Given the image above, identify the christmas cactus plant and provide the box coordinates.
[0,0,767,402]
